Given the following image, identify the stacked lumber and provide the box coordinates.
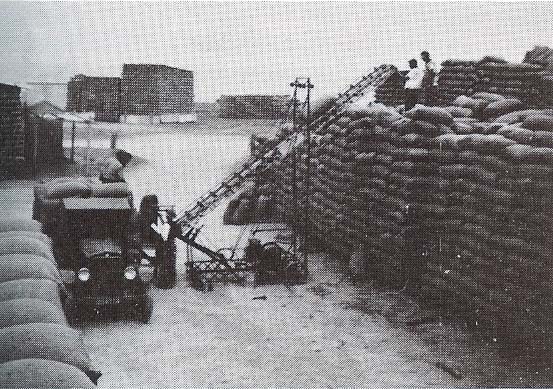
[66,75,121,122]
[121,64,194,116]
[0,83,24,177]
[0,216,101,386]
[218,95,290,119]
[437,60,478,106]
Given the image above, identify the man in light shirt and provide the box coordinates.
[421,51,439,106]
[404,59,424,111]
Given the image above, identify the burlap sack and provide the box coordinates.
[532,131,553,147]
[522,114,553,132]
[472,92,505,103]
[0,231,52,246]
[0,236,55,264]
[0,219,42,233]
[444,106,473,118]
[505,144,535,161]
[0,358,96,388]
[507,128,535,145]
[453,121,474,134]
[453,95,478,108]
[0,298,67,328]
[45,181,91,199]
[435,134,468,150]
[413,120,443,137]
[483,98,524,119]
[404,106,454,125]
[0,279,63,307]
[0,323,101,383]
[0,254,61,284]
[90,182,131,198]
[458,134,516,153]
[493,109,541,124]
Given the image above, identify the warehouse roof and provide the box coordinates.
[29,100,64,117]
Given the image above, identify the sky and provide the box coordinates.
[1,1,552,102]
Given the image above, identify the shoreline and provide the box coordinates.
[63,117,282,140]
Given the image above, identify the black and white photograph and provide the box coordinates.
[1,1,553,387]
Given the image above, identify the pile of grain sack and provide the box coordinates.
[437,60,478,106]
[438,57,545,107]
[374,70,409,107]
[0,217,100,388]
[268,93,553,341]
[223,166,280,225]
[0,83,24,177]
[33,177,132,234]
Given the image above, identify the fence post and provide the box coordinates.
[70,121,75,163]
[110,133,117,149]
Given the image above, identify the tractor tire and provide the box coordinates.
[155,239,177,289]
[138,295,153,324]
[63,293,80,327]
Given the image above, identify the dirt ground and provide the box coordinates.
[2,117,553,387]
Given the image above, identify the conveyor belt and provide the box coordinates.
[173,65,398,228]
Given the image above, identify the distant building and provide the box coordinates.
[25,101,64,165]
[120,64,195,123]
[66,75,121,122]
[0,83,24,177]
[218,95,290,119]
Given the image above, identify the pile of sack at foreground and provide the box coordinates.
[0,216,101,387]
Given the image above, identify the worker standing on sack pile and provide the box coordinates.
[421,51,439,106]
[403,59,424,111]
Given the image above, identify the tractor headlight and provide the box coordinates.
[77,267,90,282]
[124,266,137,280]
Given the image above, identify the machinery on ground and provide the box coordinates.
[152,68,398,290]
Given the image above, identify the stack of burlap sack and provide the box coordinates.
[0,217,100,387]
[263,93,553,341]
[437,60,478,106]
[223,162,280,225]
[475,60,544,107]
[33,176,132,233]
[374,70,408,107]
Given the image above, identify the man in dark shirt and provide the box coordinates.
[421,51,439,106]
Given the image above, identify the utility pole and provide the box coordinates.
[290,77,314,277]
[290,79,300,258]
[303,78,314,273]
